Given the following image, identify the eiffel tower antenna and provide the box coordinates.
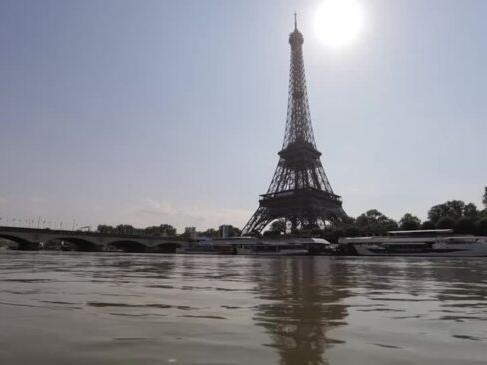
[242,17,348,235]
[294,11,297,30]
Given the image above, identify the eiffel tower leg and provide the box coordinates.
[329,207,348,224]
[242,207,273,236]
[318,206,348,226]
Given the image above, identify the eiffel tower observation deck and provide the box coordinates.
[242,15,348,235]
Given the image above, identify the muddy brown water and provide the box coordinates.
[0,251,486,364]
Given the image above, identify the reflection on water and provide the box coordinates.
[0,252,487,365]
[252,258,350,365]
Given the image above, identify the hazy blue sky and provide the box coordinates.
[1,0,486,231]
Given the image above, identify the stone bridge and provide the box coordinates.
[0,226,182,253]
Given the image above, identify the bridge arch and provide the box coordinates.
[156,242,180,253]
[0,234,39,250]
[53,237,101,252]
[108,240,147,253]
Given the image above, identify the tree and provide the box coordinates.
[476,218,487,236]
[464,203,479,218]
[421,220,436,230]
[97,225,114,234]
[428,200,465,223]
[144,224,176,237]
[399,213,421,230]
[483,187,487,209]
[436,216,456,230]
[355,209,398,235]
[115,224,135,235]
[160,224,177,236]
[344,225,362,237]
[455,217,476,234]
[230,226,242,237]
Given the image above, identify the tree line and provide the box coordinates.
[96,223,241,239]
[331,187,487,241]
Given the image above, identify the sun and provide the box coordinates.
[314,0,364,48]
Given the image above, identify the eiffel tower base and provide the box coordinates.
[242,190,348,235]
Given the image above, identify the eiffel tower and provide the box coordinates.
[242,15,348,235]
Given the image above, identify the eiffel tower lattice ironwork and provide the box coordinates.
[242,16,348,235]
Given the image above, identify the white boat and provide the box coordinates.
[236,237,332,256]
[339,229,487,257]
[176,237,334,256]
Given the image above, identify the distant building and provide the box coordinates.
[220,225,232,239]
[184,227,197,240]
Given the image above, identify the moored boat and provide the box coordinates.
[176,237,334,256]
[339,229,487,257]
[236,237,333,256]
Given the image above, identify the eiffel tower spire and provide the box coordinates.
[242,17,347,235]
[284,14,316,149]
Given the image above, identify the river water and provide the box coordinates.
[0,251,486,364]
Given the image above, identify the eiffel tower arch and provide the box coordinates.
[242,16,348,235]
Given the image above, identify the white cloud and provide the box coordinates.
[113,199,250,232]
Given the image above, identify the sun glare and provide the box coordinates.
[314,0,364,48]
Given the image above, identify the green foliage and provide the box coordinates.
[399,213,421,230]
[355,209,398,235]
[97,224,114,234]
[97,224,136,235]
[427,200,482,225]
[483,187,487,208]
[428,200,465,223]
[436,216,456,230]
[97,223,177,236]
[455,217,476,234]
[344,226,361,237]
[144,224,177,237]
[322,229,340,243]
[476,218,487,235]
[463,203,479,218]
[115,224,135,235]
[421,221,436,230]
